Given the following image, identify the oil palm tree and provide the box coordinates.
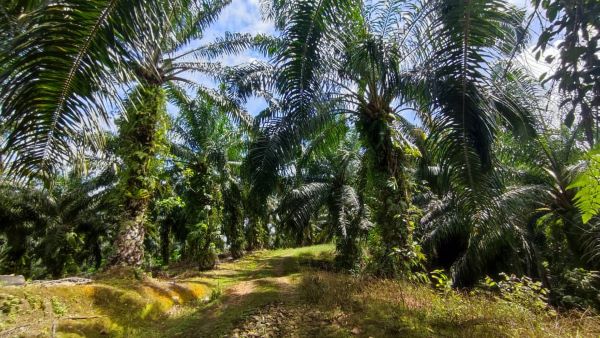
[416,60,599,291]
[0,0,184,178]
[0,169,117,278]
[107,1,271,266]
[0,0,268,266]
[277,127,370,268]
[241,0,532,276]
[168,88,247,266]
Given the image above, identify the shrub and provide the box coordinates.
[430,269,452,294]
[481,273,551,315]
[554,268,600,311]
[298,272,362,308]
[50,296,67,316]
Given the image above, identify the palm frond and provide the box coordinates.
[177,32,278,60]
[0,0,198,178]
[167,0,232,52]
[424,0,526,188]
[196,87,253,127]
[278,182,332,234]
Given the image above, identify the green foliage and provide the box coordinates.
[482,273,551,315]
[276,127,368,269]
[222,180,245,259]
[553,268,600,311]
[50,296,67,316]
[569,148,600,224]
[208,282,223,303]
[1,0,600,318]
[186,217,220,270]
[117,86,169,204]
[245,0,534,278]
[0,169,117,277]
[0,293,21,315]
[0,245,597,337]
[245,216,269,251]
[0,0,199,177]
[164,92,249,265]
[430,269,452,293]
[111,85,169,266]
[535,0,600,146]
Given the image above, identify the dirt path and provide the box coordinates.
[155,246,340,337]
[201,252,351,338]
[0,245,338,338]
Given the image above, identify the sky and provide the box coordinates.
[183,0,275,116]
[203,0,274,46]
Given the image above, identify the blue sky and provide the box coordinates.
[186,0,275,116]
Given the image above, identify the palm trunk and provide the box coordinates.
[160,223,171,265]
[226,217,245,259]
[93,242,103,269]
[372,153,413,277]
[333,185,363,269]
[359,108,414,277]
[111,85,167,267]
[246,216,268,251]
[111,204,147,266]
[223,183,245,259]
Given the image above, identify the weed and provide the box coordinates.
[429,269,452,294]
[481,273,552,315]
[298,272,363,309]
[24,292,44,310]
[209,282,223,302]
[0,293,21,315]
[50,296,67,316]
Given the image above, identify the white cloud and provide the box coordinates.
[203,0,274,40]
[506,0,531,9]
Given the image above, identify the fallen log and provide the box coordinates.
[64,315,105,320]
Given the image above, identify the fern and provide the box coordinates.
[569,148,600,224]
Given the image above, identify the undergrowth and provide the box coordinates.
[0,245,598,337]
[297,271,600,337]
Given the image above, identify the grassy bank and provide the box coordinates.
[0,244,598,337]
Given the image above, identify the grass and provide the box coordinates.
[296,272,600,337]
[0,244,598,337]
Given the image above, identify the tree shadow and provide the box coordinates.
[158,279,288,337]
[57,317,145,338]
[55,248,333,337]
[55,279,209,337]
[186,256,302,284]
[58,319,111,338]
[293,272,522,338]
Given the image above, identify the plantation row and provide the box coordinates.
[0,0,599,314]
